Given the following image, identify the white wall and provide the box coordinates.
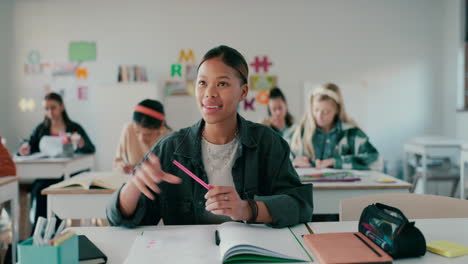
[7,0,455,175]
[0,0,14,149]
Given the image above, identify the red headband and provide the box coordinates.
[134,105,165,121]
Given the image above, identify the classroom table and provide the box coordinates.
[460,143,468,200]
[70,224,307,264]
[296,168,412,214]
[42,188,114,220]
[0,176,19,264]
[70,218,468,264]
[403,137,462,197]
[301,218,468,264]
[14,154,95,183]
[41,171,128,220]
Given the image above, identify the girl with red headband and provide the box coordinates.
[113,99,171,174]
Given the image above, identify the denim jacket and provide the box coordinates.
[106,115,313,228]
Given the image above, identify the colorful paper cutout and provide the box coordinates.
[250,56,272,73]
[185,64,197,81]
[256,90,270,105]
[27,50,41,65]
[78,86,88,101]
[165,80,188,96]
[243,97,255,111]
[69,42,96,61]
[171,64,183,77]
[75,67,88,80]
[178,49,195,63]
[250,75,276,91]
[18,98,36,112]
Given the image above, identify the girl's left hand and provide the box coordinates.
[315,158,335,169]
[205,186,251,221]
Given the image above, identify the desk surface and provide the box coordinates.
[71,218,467,264]
[296,168,412,190]
[0,176,18,186]
[307,218,468,264]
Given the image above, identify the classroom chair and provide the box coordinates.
[339,193,468,221]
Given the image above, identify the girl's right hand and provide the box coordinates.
[19,142,30,156]
[293,156,312,168]
[130,153,182,200]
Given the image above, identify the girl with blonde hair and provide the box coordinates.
[289,83,381,170]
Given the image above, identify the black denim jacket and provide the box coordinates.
[106,115,313,228]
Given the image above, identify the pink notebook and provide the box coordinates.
[303,232,393,264]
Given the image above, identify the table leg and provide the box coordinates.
[11,182,19,264]
[461,154,466,199]
[421,152,427,194]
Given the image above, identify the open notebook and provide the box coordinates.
[48,171,129,190]
[124,222,311,263]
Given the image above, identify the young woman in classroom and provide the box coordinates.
[113,99,172,174]
[17,92,95,227]
[288,83,382,171]
[107,45,312,228]
[260,87,294,137]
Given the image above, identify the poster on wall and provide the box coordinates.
[69,42,97,62]
[165,80,188,96]
[250,75,277,91]
[165,49,198,96]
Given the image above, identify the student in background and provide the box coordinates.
[17,92,95,228]
[18,93,95,156]
[289,83,381,171]
[113,99,172,174]
[107,45,312,228]
[260,87,294,136]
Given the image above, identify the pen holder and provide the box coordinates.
[18,235,79,264]
[62,143,74,157]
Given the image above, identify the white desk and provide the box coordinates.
[70,224,307,264]
[296,168,412,214]
[41,171,128,220]
[403,137,462,197]
[303,218,468,264]
[71,218,468,264]
[0,176,19,264]
[42,188,114,219]
[460,144,468,200]
[14,154,95,183]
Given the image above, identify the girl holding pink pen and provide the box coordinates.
[106,45,312,228]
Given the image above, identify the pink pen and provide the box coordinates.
[172,160,213,190]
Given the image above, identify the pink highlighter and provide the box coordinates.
[172,160,213,190]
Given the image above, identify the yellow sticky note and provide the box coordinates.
[376,178,396,183]
[427,240,468,258]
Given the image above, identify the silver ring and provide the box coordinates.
[224,195,229,201]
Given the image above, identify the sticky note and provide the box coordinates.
[427,240,468,258]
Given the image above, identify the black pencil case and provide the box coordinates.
[358,202,426,259]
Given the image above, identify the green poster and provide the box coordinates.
[69,42,96,61]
